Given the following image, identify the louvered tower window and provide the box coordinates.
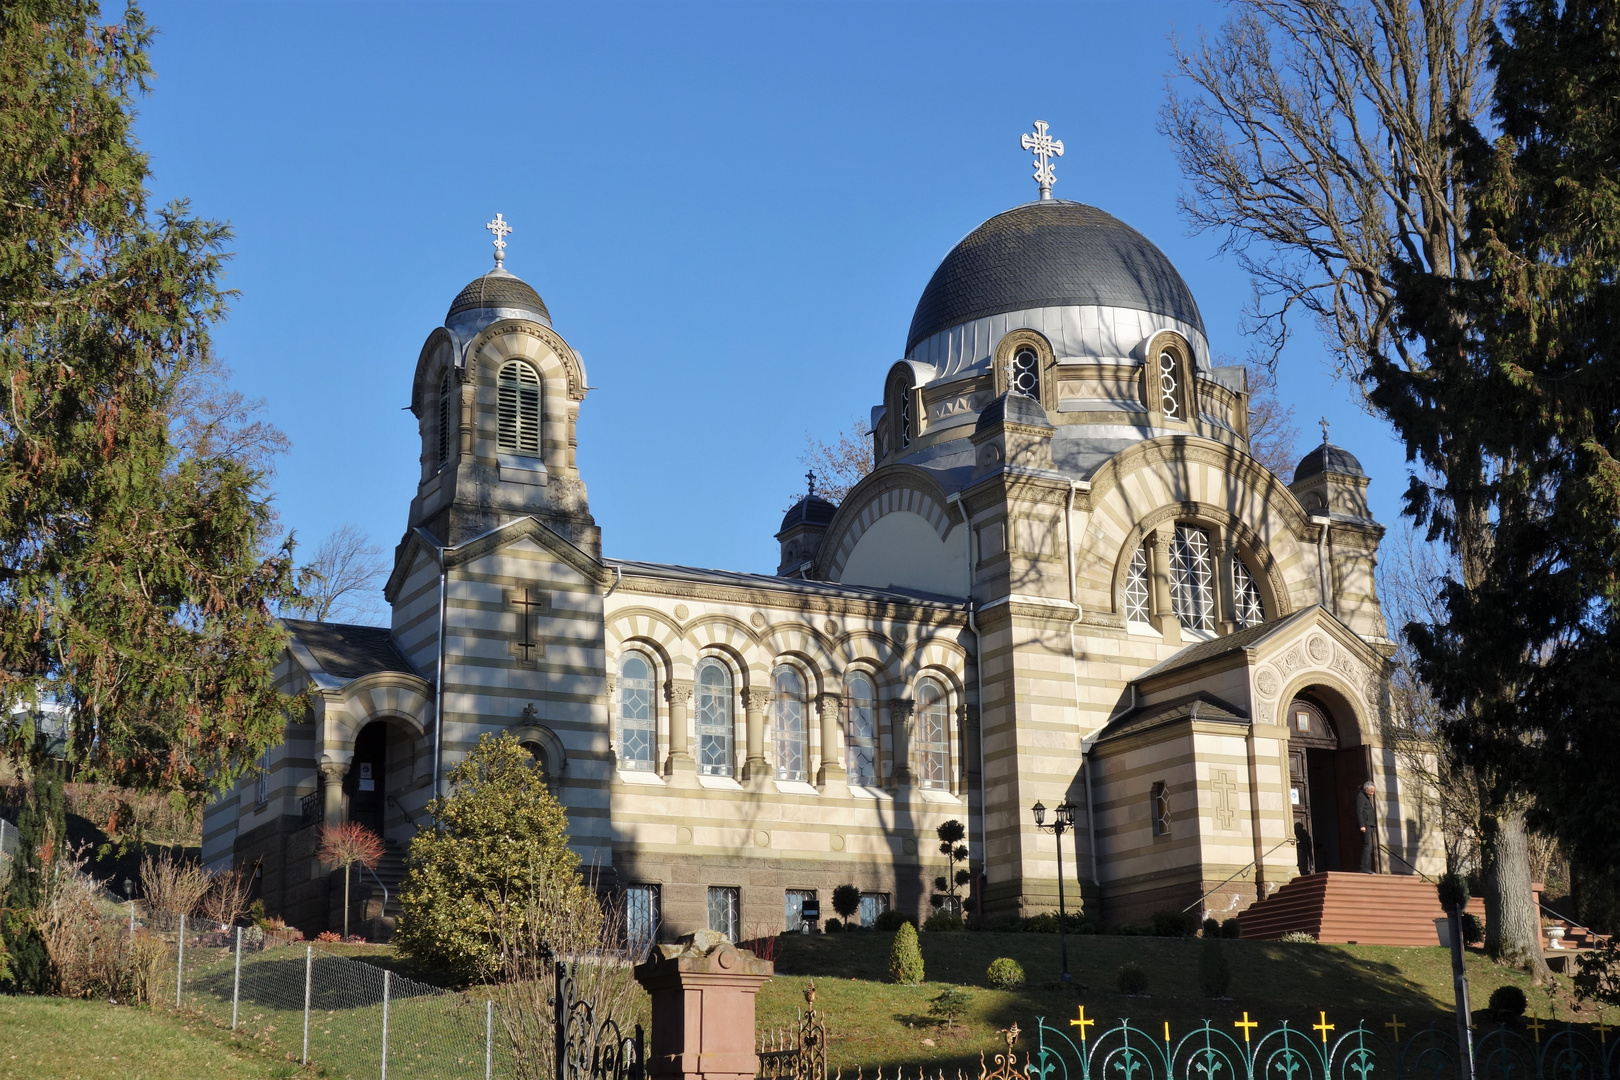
[497,360,541,454]
[1124,546,1151,623]
[1170,524,1216,632]
[437,370,453,468]
[1234,558,1265,629]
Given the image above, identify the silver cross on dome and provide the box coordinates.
[1020,120,1065,200]
[486,213,513,269]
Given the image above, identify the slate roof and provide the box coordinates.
[283,620,417,680]
[1096,690,1250,743]
[906,200,1205,353]
[1293,440,1367,481]
[1133,607,1321,684]
[777,495,838,535]
[607,559,962,607]
[446,267,551,323]
[975,390,1052,433]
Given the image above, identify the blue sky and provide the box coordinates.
[137,1,1412,593]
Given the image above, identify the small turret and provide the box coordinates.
[777,474,837,578]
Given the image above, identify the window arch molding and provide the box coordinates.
[1108,504,1289,627]
[510,722,568,780]
[911,672,958,794]
[436,367,456,470]
[692,650,743,778]
[614,649,661,772]
[1141,330,1196,424]
[886,371,917,452]
[992,329,1057,406]
[768,659,814,782]
[839,666,882,788]
[496,358,543,456]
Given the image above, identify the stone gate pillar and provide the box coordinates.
[634,930,773,1080]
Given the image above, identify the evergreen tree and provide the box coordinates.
[0,1,299,798]
[1,754,65,992]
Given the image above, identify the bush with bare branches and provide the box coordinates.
[199,858,258,929]
[139,850,211,925]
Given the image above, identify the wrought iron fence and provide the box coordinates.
[555,961,644,1080]
[757,1005,828,1080]
[1003,1011,1620,1080]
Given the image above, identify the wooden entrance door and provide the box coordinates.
[1287,699,1339,872]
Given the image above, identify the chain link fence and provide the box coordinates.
[124,905,511,1079]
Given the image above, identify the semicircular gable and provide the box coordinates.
[411,328,456,415]
[832,631,902,671]
[467,318,585,401]
[1089,435,1311,540]
[1099,501,1293,621]
[763,624,836,671]
[816,464,959,583]
[685,614,765,657]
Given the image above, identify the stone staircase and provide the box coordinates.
[1238,872,1468,945]
[356,840,407,938]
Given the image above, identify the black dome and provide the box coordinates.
[975,391,1052,434]
[1294,441,1366,482]
[778,495,837,535]
[907,201,1204,354]
[447,267,551,323]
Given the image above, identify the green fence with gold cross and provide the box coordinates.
[994,1007,1620,1080]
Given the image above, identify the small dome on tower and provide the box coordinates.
[778,494,837,536]
[1293,441,1365,482]
[446,266,551,326]
[975,390,1052,434]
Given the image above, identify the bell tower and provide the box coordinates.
[404,215,600,557]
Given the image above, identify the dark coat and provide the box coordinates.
[1356,789,1377,828]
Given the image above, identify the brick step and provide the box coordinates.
[1239,872,1457,944]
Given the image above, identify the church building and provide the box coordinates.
[202,125,1443,941]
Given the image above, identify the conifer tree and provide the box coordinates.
[0,1,299,798]
[0,753,65,991]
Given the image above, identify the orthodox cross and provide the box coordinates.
[1068,1006,1093,1042]
[486,212,513,268]
[1313,1012,1335,1044]
[806,470,816,497]
[1234,1012,1259,1043]
[1320,416,1331,443]
[1212,771,1239,830]
[511,586,547,661]
[1020,120,1064,200]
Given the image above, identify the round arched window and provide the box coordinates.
[497,360,541,455]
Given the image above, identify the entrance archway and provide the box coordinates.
[1285,697,1370,873]
[344,721,388,835]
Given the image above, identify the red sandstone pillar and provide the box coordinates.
[634,930,774,1080]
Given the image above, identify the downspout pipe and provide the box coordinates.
[1063,480,1095,898]
[946,492,987,922]
[433,543,449,805]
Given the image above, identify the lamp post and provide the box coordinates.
[1032,800,1075,984]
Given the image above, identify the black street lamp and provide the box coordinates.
[1032,800,1076,984]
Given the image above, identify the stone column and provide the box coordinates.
[1216,530,1239,636]
[742,687,770,784]
[635,931,774,1080]
[1150,526,1182,645]
[664,680,695,779]
[319,762,348,827]
[889,699,915,787]
[815,693,845,787]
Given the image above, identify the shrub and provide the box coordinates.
[874,909,915,932]
[1198,937,1231,998]
[1020,912,1098,934]
[928,986,971,1027]
[1202,917,1220,937]
[888,922,925,984]
[394,733,601,981]
[140,849,212,922]
[824,917,843,933]
[1221,918,1243,939]
[1488,985,1528,1021]
[1462,913,1485,946]
[1574,937,1620,1008]
[1149,909,1199,937]
[316,931,342,943]
[986,957,1026,989]
[832,884,862,924]
[1437,873,1471,913]
[924,911,965,932]
[318,821,385,940]
[1115,961,1149,995]
[1279,930,1317,943]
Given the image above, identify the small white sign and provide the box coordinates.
[1290,787,1301,805]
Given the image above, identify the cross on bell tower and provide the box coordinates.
[486,212,513,269]
[1020,120,1065,200]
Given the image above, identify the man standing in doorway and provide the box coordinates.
[1356,780,1378,872]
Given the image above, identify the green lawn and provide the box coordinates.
[0,996,305,1080]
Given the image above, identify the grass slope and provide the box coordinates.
[759,933,1616,1073]
[0,996,302,1080]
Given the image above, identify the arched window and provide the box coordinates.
[1159,351,1182,419]
[1233,558,1265,629]
[1124,546,1151,624]
[771,666,807,782]
[695,659,733,777]
[1010,347,1040,397]
[437,369,454,468]
[845,673,877,787]
[899,392,913,448]
[1170,524,1216,633]
[617,654,656,771]
[917,679,949,790]
[497,360,541,455]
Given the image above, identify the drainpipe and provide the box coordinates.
[1063,480,1092,901]
[432,543,448,805]
[946,492,987,921]
[1313,517,1332,615]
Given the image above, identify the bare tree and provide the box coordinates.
[289,524,389,624]
[797,416,873,505]
[169,359,290,478]
[1232,358,1301,479]
[1164,0,1548,977]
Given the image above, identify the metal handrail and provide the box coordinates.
[1379,843,1437,882]
[1180,838,1294,913]
[364,862,390,918]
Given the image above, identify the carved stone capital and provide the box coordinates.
[816,693,843,722]
[665,680,694,707]
[889,699,916,721]
[318,762,348,785]
[1151,526,1174,553]
[743,687,771,712]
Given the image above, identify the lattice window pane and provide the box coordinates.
[618,654,656,770]
[436,370,453,467]
[696,660,733,776]
[626,885,660,957]
[899,392,913,447]
[498,361,541,455]
[917,679,949,791]
[1234,558,1265,629]
[1011,347,1040,397]
[707,886,739,941]
[1170,525,1215,632]
[845,673,877,786]
[1152,780,1171,836]
[785,889,816,933]
[858,892,889,928]
[1124,546,1151,623]
[1159,351,1181,418]
[772,667,806,782]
